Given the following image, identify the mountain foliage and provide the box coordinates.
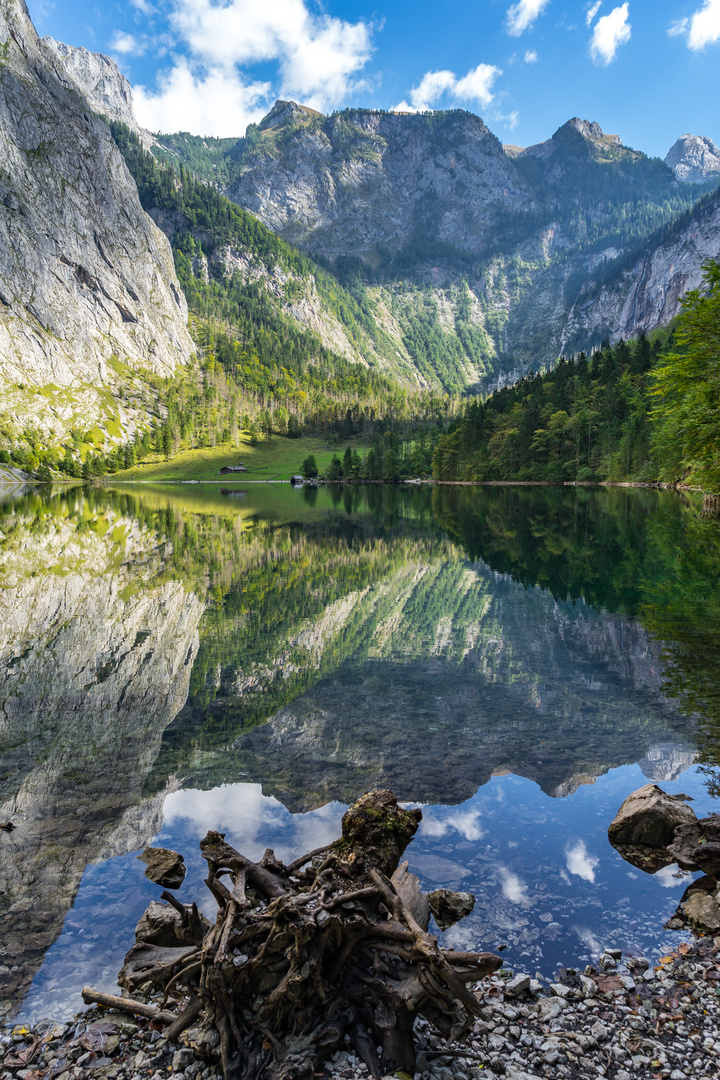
[432,261,720,490]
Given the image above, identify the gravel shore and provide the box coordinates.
[3,936,719,1080]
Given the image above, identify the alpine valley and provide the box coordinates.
[1,0,720,449]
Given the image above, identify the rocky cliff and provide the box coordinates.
[0,0,194,442]
[41,36,148,143]
[0,502,203,1018]
[226,103,532,261]
[163,108,710,374]
[560,185,720,353]
[665,133,720,183]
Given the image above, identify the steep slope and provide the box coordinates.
[560,183,720,354]
[41,36,147,141]
[0,1,194,444]
[224,103,532,261]
[665,133,720,183]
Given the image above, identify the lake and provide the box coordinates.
[1,482,719,1026]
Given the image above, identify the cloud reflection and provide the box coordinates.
[498,866,528,902]
[565,839,600,883]
[163,782,345,863]
[653,863,686,889]
[419,807,485,842]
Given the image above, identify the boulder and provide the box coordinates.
[668,815,720,877]
[138,847,186,889]
[426,888,475,930]
[134,900,210,947]
[683,891,720,933]
[607,784,696,849]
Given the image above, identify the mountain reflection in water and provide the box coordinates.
[1,483,719,1025]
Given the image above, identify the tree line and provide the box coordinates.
[433,260,720,494]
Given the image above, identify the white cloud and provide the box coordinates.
[586,1,602,26]
[455,64,504,107]
[686,0,720,49]
[590,2,631,64]
[130,0,157,14]
[393,63,502,114]
[497,866,528,902]
[494,108,519,130]
[134,60,271,136]
[668,17,689,37]
[653,863,687,888]
[109,31,147,57]
[128,0,374,135]
[524,49,539,62]
[506,0,551,36]
[167,0,372,110]
[564,839,599,883]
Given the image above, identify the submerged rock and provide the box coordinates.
[607,783,696,848]
[426,888,475,930]
[138,847,186,889]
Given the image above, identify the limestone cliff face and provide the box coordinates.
[665,134,720,183]
[227,104,533,259]
[0,0,194,439]
[0,507,203,1018]
[41,36,149,143]
[560,192,720,352]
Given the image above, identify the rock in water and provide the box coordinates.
[607,784,696,848]
[427,888,475,930]
[668,815,720,876]
[138,848,186,888]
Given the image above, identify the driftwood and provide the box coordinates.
[81,986,178,1024]
[94,789,500,1080]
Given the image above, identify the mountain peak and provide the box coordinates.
[258,99,324,131]
[520,117,623,162]
[665,133,720,183]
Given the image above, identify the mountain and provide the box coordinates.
[665,133,720,183]
[157,107,708,373]
[6,2,720,424]
[0,0,193,446]
[224,103,531,260]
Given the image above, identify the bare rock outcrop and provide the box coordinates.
[665,133,720,183]
[41,36,150,144]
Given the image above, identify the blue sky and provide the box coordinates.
[28,0,720,155]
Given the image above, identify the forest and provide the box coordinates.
[432,260,720,494]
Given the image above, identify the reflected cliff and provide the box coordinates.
[0,492,203,1016]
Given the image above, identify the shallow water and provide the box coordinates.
[1,482,719,1025]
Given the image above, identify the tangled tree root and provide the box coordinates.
[85,790,501,1080]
